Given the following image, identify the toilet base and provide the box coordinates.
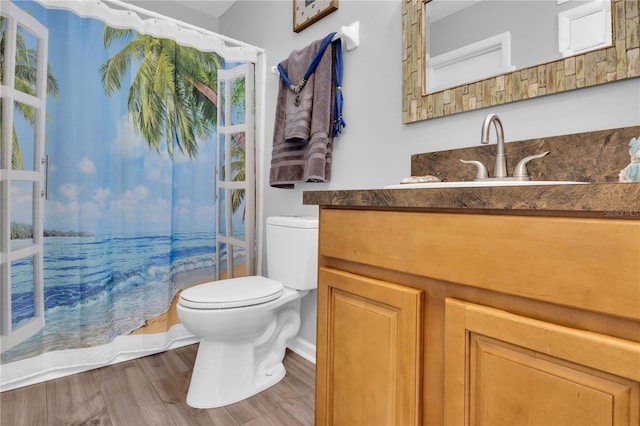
[185,339,286,409]
[177,288,306,409]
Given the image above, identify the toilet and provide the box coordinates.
[177,216,318,409]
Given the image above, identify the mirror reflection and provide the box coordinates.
[425,0,612,93]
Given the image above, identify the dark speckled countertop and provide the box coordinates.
[303,127,640,218]
[303,182,640,218]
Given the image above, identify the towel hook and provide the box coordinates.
[333,21,359,51]
[271,21,360,76]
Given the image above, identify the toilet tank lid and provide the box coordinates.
[267,216,318,229]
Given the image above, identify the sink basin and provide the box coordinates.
[384,181,589,189]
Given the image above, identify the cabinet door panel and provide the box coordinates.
[316,267,423,426]
[445,298,640,426]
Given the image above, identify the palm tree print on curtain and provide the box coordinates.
[99,27,247,214]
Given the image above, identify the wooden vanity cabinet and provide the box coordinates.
[315,208,640,426]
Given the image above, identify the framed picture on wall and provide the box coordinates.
[293,0,338,33]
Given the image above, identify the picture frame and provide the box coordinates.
[293,0,338,33]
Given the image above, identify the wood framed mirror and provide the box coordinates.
[402,0,639,123]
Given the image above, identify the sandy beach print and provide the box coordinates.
[2,234,222,364]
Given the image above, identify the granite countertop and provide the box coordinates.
[303,182,640,218]
[304,126,640,218]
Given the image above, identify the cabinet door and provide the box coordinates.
[316,267,423,426]
[444,298,640,426]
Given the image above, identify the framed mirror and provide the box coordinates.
[402,0,640,123]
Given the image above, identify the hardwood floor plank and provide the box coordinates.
[265,373,315,425]
[45,371,111,426]
[274,350,315,425]
[222,350,316,425]
[0,345,315,426]
[283,351,315,388]
[241,406,306,426]
[139,351,241,426]
[174,344,198,368]
[158,373,241,426]
[0,382,47,426]
[97,360,174,426]
[137,348,191,383]
[224,387,282,424]
[165,394,242,426]
[137,348,193,408]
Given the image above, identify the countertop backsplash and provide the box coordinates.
[410,126,640,183]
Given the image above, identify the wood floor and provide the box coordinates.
[0,345,315,426]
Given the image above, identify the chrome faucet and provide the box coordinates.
[481,113,507,178]
[460,113,550,181]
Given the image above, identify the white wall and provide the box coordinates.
[159,0,640,348]
[126,1,221,31]
[219,0,639,197]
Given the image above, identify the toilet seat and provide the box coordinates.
[179,276,284,309]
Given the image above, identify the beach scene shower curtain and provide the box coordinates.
[1,0,257,389]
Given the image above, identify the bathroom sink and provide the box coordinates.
[384,181,589,189]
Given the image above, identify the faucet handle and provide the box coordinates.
[513,151,550,180]
[459,159,489,180]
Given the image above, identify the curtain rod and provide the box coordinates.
[36,0,265,61]
[103,0,264,53]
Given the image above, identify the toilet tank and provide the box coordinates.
[266,216,318,290]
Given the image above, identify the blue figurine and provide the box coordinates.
[619,137,640,182]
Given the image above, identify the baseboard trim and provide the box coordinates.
[287,336,316,364]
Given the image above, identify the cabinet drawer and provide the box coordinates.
[319,209,640,320]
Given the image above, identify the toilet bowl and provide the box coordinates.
[177,216,318,409]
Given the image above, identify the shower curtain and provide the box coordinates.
[1,0,262,390]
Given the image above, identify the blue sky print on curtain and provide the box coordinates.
[2,1,247,366]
